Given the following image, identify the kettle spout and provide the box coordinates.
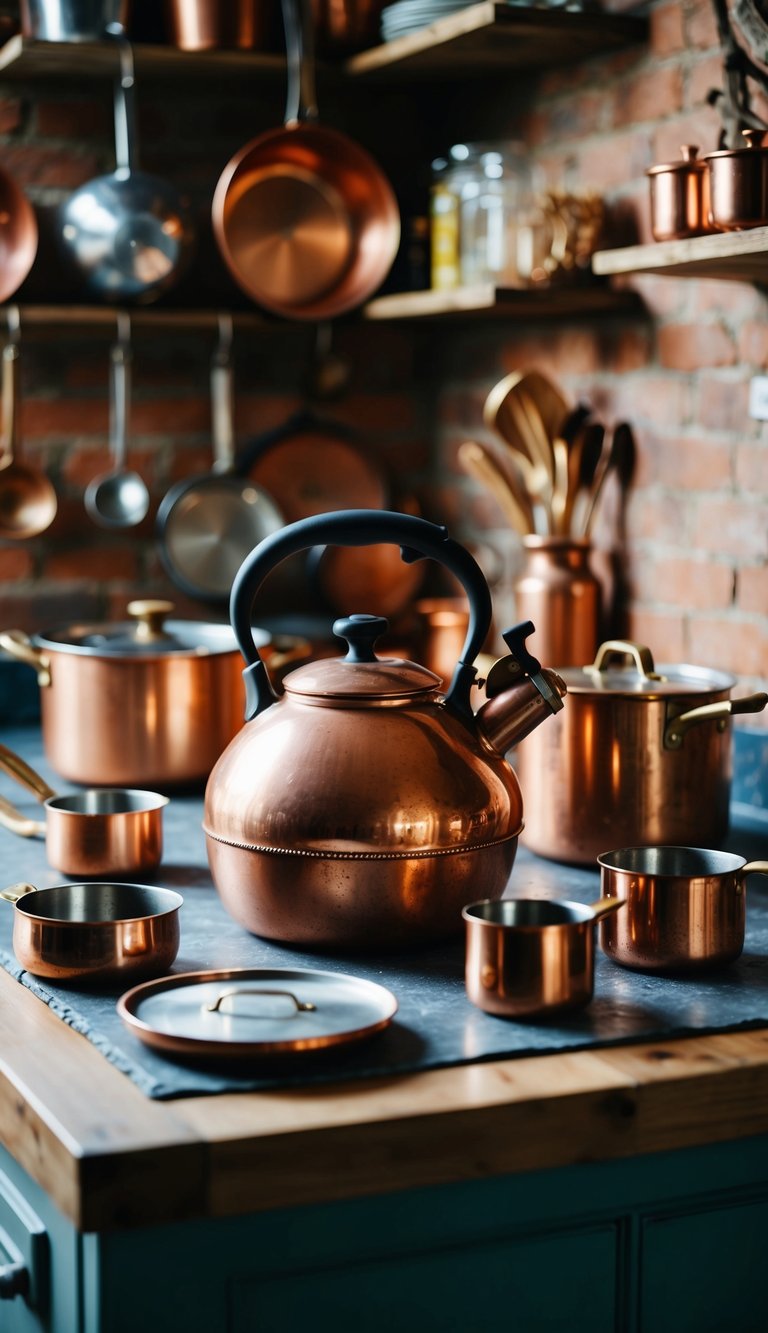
[477,667,567,754]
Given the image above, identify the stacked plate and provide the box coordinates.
[380,0,587,40]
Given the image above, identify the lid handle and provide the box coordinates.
[205,987,317,1016]
[587,639,664,681]
[128,599,175,642]
[333,614,389,663]
[229,509,493,722]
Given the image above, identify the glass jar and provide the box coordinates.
[451,140,535,287]
[429,154,473,291]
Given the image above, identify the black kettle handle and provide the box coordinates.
[230,509,493,720]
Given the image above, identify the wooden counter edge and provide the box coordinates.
[3,970,768,1231]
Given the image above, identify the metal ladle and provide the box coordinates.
[85,314,150,528]
[0,308,58,541]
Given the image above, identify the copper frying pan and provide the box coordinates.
[0,168,37,303]
[211,0,400,319]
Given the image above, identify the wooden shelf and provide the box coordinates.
[364,282,644,320]
[0,304,273,333]
[346,2,648,81]
[592,227,768,284]
[0,33,287,81]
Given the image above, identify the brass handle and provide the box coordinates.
[589,896,626,921]
[664,692,768,749]
[0,630,51,687]
[0,795,46,839]
[0,882,37,905]
[205,987,317,1016]
[0,743,57,803]
[588,640,664,680]
[127,599,175,642]
[740,862,768,883]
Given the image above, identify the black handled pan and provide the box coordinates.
[156,315,284,602]
[211,0,400,319]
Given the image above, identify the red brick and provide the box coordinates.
[612,66,683,129]
[0,97,22,134]
[695,282,765,319]
[650,2,685,56]
[60,443,158,489]
[530,92,606,147]
[738,321,768,365]
[735,441,768,493]
[631,489,690,542]
[632,554,734,610]
[43,547,140,581]
[658,322,737,371]
[687,54,727,111]
[688,617,768,675]
[697,377,752,431]
[641,432,733,489]
[0,548,34,580]
[626,608,687,660]
[691,497,768,559]
[1,143,102,189]
[576,129,655,192]
[653,109,723,167]
[738,565,768,614]
[34,98,111,140]
[21,399,108,439]
[617,374,692,430]
[687,0,720,49]
[628,273,689,318]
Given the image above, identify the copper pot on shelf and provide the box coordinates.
[646,145,713,242]
[0,599,305,789]
[513,639,768,866]
[164,0,272,50]
[705,129,768,231]
[204,510,567,950]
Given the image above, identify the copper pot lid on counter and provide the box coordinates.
[117,967,398,1059]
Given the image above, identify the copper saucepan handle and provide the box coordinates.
[0,742,57,803]
[589,896,626,921]
[0,881,37,905]
[740,862,768,883]
[0,795,46,838]
[664,692,768,749]
[0,629,51,686]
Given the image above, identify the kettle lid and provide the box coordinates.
[284,614,441,700]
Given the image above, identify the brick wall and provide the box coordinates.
[0,0,766,723]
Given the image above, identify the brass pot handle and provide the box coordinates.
[588,896,626,921]
[0,882,37,905]
[0,743,57,803]
[0,630,51,687]
[740,862,768,883]
[664,692,768,750]
[0,795,46,839]
[588,640,664,681]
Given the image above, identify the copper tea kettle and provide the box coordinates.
[204,510,567,949]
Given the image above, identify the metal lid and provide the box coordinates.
[647,144,707,176]
[284,613,441,700]
[117,967,398,1058]
[705,128,768,160]
[559,640,735,697]
[34,600,263,658]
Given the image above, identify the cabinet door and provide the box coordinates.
[640,1194,768,1333]
[231,1223,619,1333]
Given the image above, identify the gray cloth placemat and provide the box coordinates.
[2,726,768,1100]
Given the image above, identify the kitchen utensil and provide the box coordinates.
[0,742,167,877]
[211,0,399,319]
[21,0,129,39]
[156,316,284,602]
[512,536,601,668]
[457,439,535,536]
[84,315,149,530]
[1,880,182,984]
[646,145,713,241]
[58,37,194,303]
[117,966,398,1058]
[598,846,768,974]
[164,0,269,50]
[0,599,283,788]
[581,421,634,539]
[463,895,625,1018]
[0,168,38,303]
[204,510,566,949]
[0,323,58,541]
[514,638,768,865]
[705,128,768,230]
[483,369,570,488]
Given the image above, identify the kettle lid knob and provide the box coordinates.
[333,614,389,663]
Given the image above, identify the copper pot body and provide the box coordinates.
[647,153,712,241]
[204,693,528,948]
[165,0,270,50]
[514,642,756,865]
[598,847,768,973]
[42,792,166,877]
[413,598,470,684]
[463,896,625,1017]
[4,881,182,983]
[513,537,601,668]
[706,134,768,231]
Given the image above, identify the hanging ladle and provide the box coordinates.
[0,307,58,541]
[85,313,150,529]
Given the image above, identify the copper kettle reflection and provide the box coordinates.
[204,510,566,949]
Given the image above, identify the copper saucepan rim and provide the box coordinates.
[9,882,183,923]
[204,826,523,860]
[597,846,750,877]
[44,789,169,816]
[463,897,607,928]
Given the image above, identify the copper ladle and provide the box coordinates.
[0,310,57,540]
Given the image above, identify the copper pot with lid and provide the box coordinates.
[0,599,303,789]
[646,144,713,241]
[204,510,567,949]
[514,639,767,866]
[705,128,768,230]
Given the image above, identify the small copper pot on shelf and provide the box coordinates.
[705,129,768,231]
[646,145,713,242]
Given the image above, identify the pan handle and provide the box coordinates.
[664,692,768,749]
[230,509,493,721]
[282,0,318,127]
[112,38,138,176]
[0,743,58,804]
[0,795,46,839]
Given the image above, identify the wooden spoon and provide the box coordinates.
[458,440,535,537]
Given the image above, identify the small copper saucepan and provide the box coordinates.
[0,743,167,878]
[463,896,625,1018]
[598,846,768,974]
[0,881,182,984]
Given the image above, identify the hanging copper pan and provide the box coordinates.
[211,0,400,319]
